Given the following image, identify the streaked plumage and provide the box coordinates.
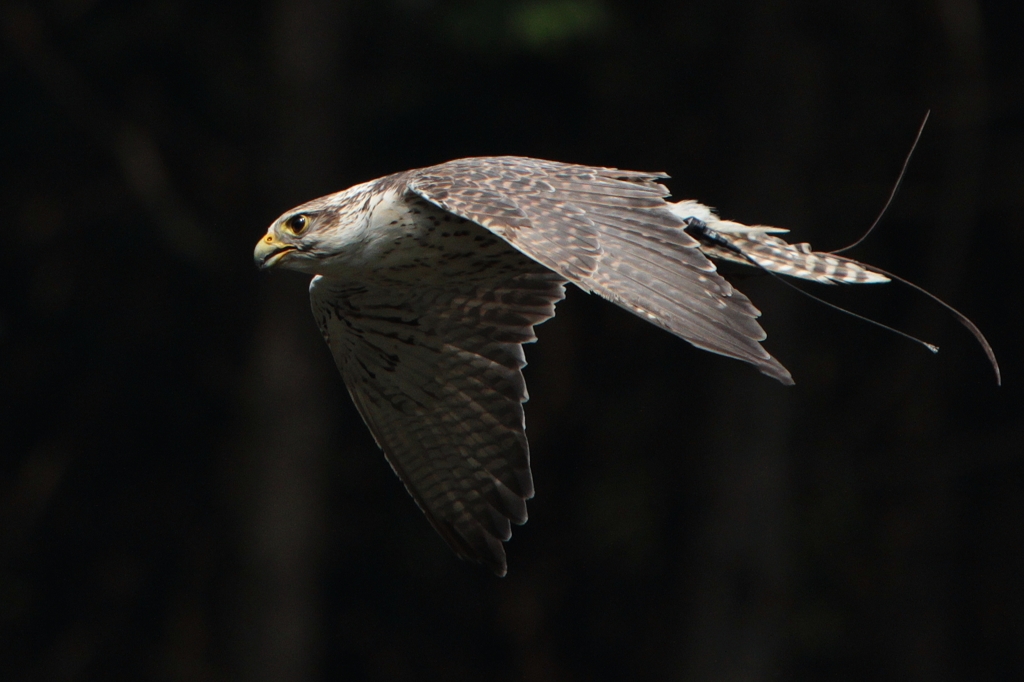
[254,156,888,575]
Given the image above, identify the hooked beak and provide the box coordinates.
[254,233,296,270]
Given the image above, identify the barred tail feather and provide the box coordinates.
[669,201,890,285]
[703,233,890,284]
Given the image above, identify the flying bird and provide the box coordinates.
[253,156,895,576]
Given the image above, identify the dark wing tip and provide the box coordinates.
[461,524,511,576]
[418,504,512,577]
[455,527,510,577]
[761,357,795,385]
[482,537,509,577]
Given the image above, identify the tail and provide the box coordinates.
[670,200,889,285]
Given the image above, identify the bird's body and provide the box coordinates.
[254,156,890,575]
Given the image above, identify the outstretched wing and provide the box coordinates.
[310,267,566,576]
[406,156,792,384]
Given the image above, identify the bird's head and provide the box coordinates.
[254,184,384,274]
[253,209,328,273]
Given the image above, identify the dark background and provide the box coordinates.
[2,0,1021,680]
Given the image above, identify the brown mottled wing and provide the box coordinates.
[406,156,792,384]
[309,268,566,576]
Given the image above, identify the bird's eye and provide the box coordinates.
[284,214,310,235]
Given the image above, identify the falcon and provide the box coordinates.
[253,156,890,576]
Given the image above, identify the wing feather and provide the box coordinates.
[407,156,792,383]
[310,266,566,575]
